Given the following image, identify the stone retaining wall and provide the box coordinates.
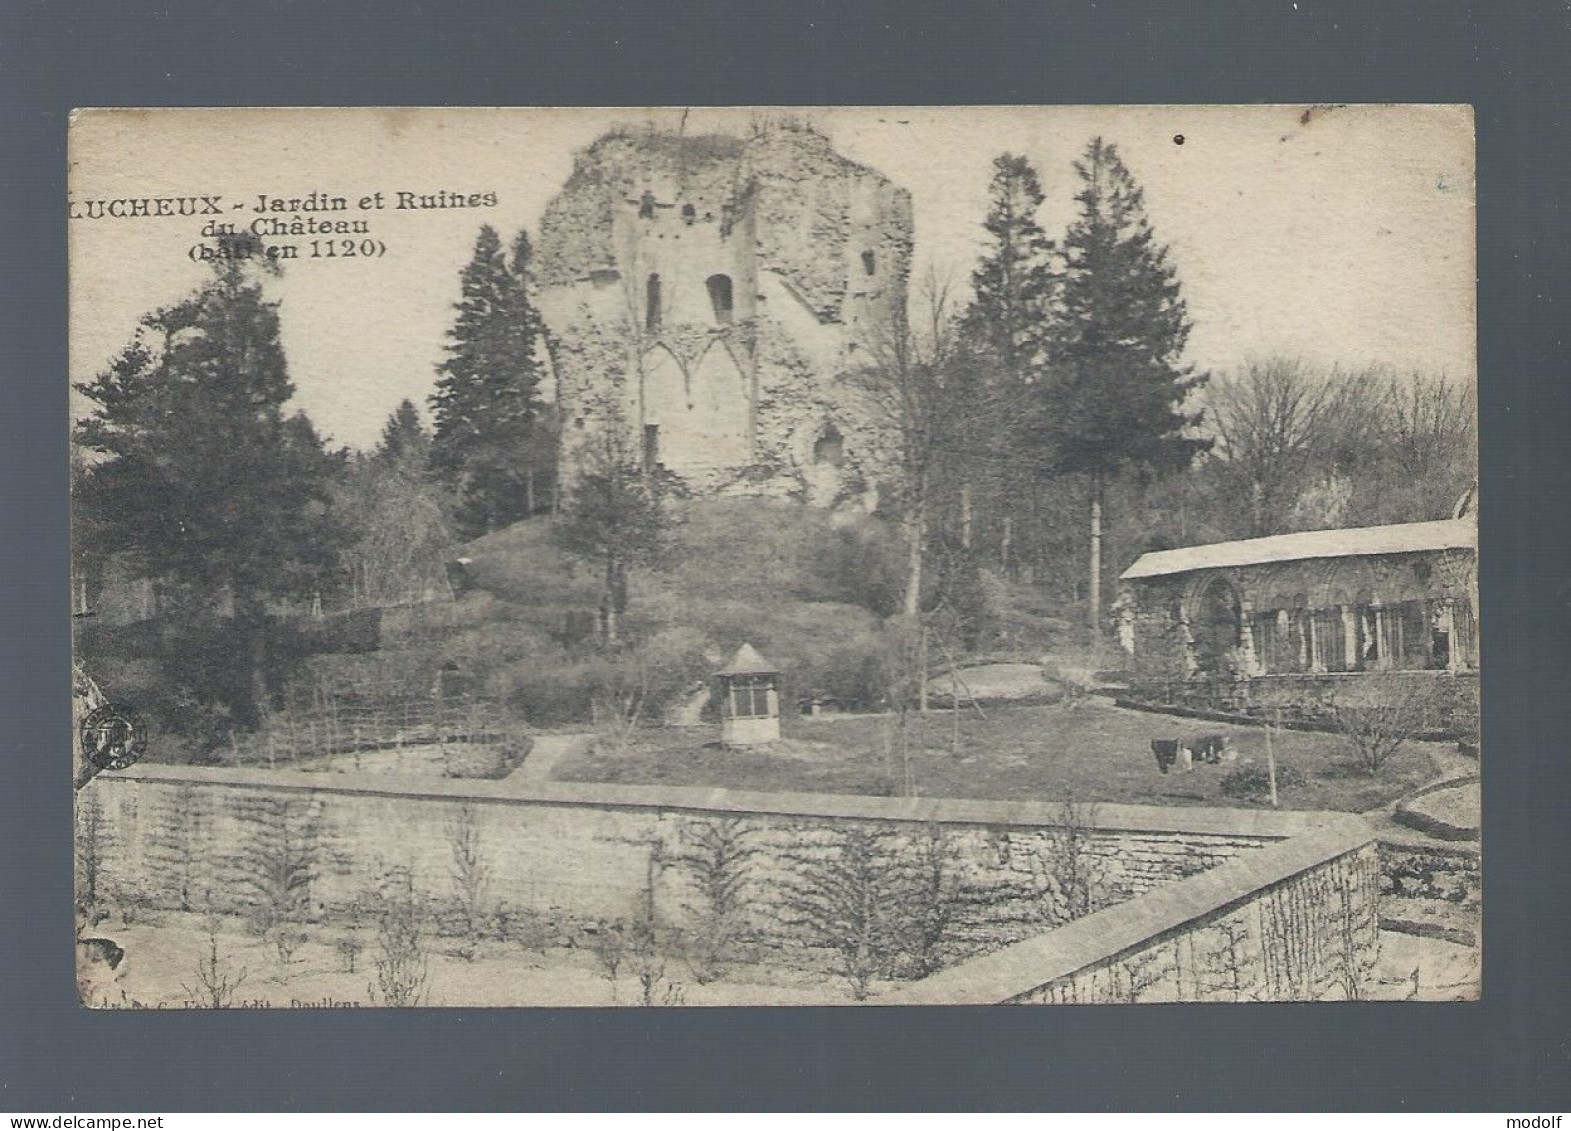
[80,767,1345,971]
[880,816,1380,1003]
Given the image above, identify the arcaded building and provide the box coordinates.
[1115,490,1479,730]
[534,124,913,505]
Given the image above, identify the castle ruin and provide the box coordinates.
[535,123,913,506]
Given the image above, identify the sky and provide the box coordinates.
[68,105,1475,451]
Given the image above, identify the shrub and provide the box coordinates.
[1219,759,1307,800]
[229,796,322,964]
[779,826,904,1000]
[447,804,490,960]
[180,914,249,1008]
[674,818,758,983]
[366,867,430,1007]
[490,653,599,726]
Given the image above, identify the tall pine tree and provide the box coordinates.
[73,234,346,723]
[964,154,1056,384]
[961,154,1057,572]
[1036,138,1209,634]
[429,226,555,538]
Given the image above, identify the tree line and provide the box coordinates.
[859,140,1472,650]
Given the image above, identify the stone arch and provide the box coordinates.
[1311,558,1352,610]
[1183,573,1243,675]
[706,273,734,324]
[645,273,663,331]
[813,423,845,466]
[686,341,752,466]
[641,342,689,429]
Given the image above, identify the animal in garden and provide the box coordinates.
[1188,734,1233,764]
[1153,734,1235,774]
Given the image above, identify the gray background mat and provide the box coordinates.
[3,0,1568,1111]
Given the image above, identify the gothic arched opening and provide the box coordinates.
[1189,577,1242,675]
[813,425,844,466]
[645,273,662,332]
[706,274,733,325]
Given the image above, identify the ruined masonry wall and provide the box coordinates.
[535,127,912,505]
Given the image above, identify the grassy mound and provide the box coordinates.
[304,498,1101,732]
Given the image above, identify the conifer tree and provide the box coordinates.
[342,400,453,606]
[553,428,670,647]
[1035,138,1209,634]
[960,155,1057,572]
[964,154,1056,385]
[429,226,555,537]
[73,234,346,723]
[376,398,431,466]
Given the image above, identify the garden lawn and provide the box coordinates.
[553,699,1444,813]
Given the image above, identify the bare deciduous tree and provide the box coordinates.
[1331,673,1438,775]
[1379,372,1476,482]
[336,928,364,974]
[1206,358,1353,536]
[591,921,627,1004]
[181,912,249,1009]
[854,273,976,622]
[853,274,993,749]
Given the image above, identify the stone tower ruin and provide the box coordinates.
[535,123,913,506]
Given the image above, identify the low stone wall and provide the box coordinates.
[79,766,1346,972]
[880,816,1380,1003]
[1126,670,1479,740]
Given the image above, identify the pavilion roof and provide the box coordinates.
[1120,517,1476,582]
[716,642,778,676]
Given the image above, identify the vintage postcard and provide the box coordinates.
[69,106,1477,1008]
